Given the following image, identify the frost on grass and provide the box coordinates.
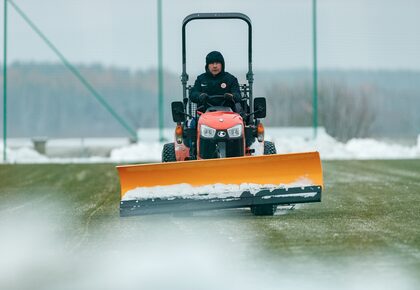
[122,178,315,201]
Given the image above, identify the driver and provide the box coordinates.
[190,51,242,112]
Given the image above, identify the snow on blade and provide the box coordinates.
[261,192,318,199]
[122,178,314,201]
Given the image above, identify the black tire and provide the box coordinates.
[250,204,277,216]
[250,140,278,216]
[162,143,176,162]
[263,140,277,155]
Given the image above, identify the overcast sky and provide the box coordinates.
[2,0,420,74]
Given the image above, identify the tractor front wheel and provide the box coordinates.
[162,143,176,162]
[251,140,277,216]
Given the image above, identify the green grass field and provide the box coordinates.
[0,160,419,289]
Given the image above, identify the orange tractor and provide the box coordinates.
[117,13,323,216]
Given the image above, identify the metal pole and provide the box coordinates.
[3,0,7,162]
[157,0,164,142]
[312,0,318,139]
[8,0,138,141]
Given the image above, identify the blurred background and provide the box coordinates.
[1,0,420,159]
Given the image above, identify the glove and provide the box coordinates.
[224,93,234,101]
[199,93,208,103]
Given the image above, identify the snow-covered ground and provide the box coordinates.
[1,127,419,163]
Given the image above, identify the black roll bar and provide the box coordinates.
[181,13,254,115]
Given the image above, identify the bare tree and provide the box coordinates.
[265,80,376,141]
[318,81,376,141]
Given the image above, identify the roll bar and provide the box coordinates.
[181,13,254,113]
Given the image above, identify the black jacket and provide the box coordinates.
[190,71,241,105]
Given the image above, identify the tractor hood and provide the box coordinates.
[198,111,243,130]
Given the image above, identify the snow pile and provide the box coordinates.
[0,146,49,163]
[1,129,419,163]
[344,138,420,159]
[110,142,163,162]
[272,133,420,160]
[111,133,420,163]
[122,178,315,201]
[0,144,109,164]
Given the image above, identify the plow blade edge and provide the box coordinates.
[117,152,323,216]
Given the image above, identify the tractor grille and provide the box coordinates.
[199,137,243,159]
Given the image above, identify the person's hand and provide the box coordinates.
[199,93,208,103]
[224,93,234,101]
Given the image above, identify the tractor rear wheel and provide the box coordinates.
[251,140,277,216]
[251,204,277,216]
[162,143,176,162]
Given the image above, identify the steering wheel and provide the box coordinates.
[205,94,234,107]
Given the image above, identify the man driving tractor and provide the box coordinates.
[190,51,242,113]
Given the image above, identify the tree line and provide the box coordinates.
[1,62,419,141]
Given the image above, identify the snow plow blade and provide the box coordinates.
[117,152,323,216]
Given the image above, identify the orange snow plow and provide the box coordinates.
[118,152,323,216]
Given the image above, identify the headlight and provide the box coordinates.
[227,124,242,138]
[200,125,216,138]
